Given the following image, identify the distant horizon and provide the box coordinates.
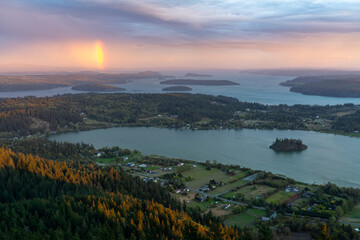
[1,63,360,74]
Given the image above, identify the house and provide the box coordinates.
[192,165,197,168]
[285,185,299,192]
[177,163,184,166]
[138,164,147,168]
[175,189,182,194]
[122,156,129,161]
[223,204,231,210]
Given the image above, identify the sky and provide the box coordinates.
[1,0,360,71]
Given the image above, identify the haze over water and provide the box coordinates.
[3,71,360,106]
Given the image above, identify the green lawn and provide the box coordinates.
[291,198,310,208]
[347,205,360,218]
[247,208,266,217]
[341,217,360,225]
[145,166,159,171]
[227,171,248,183]
[266,191,295,204]
[224,213,258,227]
[96,157,116,163]
[187,201,212,212]
[182,167,230,189]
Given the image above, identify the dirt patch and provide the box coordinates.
[178,192,196,203]
[30,118,49,131]
[204,204,232,217]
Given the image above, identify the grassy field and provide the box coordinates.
[187,200,213,212]
[347,205,360,218]
[221,185,276,200]
[182,167,230,189]
[96,157,116,163]
[340,205,360,226]
[225,214,258,227]
[209,180,248,195]
[291,198,310,208]
[247,208,266,217]
[227,171,249,183]
[224,208,266,227]
[266,191,295,204]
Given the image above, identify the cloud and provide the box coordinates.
[2,0,360,70]
[1,0,360,47]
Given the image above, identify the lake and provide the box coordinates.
[49,127,360,188]
[3,71,360,105]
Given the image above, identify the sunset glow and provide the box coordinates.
[1,1,360,70]
[95,41,105,70]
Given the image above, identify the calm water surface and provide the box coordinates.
[49,127,360,188]
[3,71,360,105]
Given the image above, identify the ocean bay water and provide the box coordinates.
[2,71,360,105]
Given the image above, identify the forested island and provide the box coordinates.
[185,73,213,77]
[160,79,239,86]
[280,75,360,97]
[72,84,125,92]
[161,86,192,91]
[269,138,308,152]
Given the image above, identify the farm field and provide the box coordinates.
[266,191,296,204]
[209,179,248,195]
[182,166,232,189]
[224,208,266,227]
[221,185,276,200]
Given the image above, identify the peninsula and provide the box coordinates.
[280,75,360,97]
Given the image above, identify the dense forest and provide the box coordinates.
[0,147,243,239]
[1,93,360,139]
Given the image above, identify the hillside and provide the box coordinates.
[0,147,238,239]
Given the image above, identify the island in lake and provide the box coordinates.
[280,75,360,97]
[160,79,239,86]
[184,73,213,77]
[72,84,125,92]
[269,138,308,152]
[161,86,192,91]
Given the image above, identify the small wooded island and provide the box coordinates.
[71,84,125,92]
[161,86,192,91]
[160,79,239,86]
[269,138,308,152]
